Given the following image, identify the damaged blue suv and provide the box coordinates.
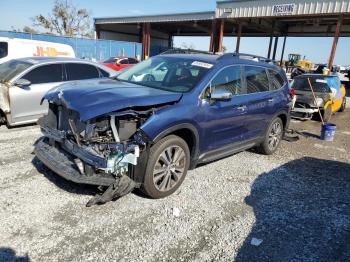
[35,51,292,205]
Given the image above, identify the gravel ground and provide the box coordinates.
[0,106,350,261]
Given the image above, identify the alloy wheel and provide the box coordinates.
[153,145,186,192]
[268,122,282,151]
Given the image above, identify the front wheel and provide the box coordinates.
[141,135,190,199]
[257,118,283,155]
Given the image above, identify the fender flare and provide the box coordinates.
[272,110,290,129]
[148,123,200,168]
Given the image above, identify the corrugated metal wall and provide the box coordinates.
[217,0,350,18]
[0,31,142,61]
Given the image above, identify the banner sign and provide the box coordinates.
[272,4,295,16]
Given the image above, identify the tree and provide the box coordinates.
[23,26,38,34]
[32,0,92,38]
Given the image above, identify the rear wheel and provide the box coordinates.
[339,97,346,112]
[141,135,190,199]
[257,118,283,155]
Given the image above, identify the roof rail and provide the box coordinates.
[219,52,280,66]
[160,48,214,55]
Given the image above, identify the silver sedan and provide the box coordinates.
[0,57,117,127]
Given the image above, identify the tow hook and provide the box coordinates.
[86,175,136,207]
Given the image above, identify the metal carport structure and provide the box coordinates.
[94,0,350,69]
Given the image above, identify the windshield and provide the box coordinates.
[0,60,32,83]
[0,42,8,59]
[292,77,332,93]
[116,56,212,93]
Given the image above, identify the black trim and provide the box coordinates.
[197,137,262,164]
[151,123,200,169]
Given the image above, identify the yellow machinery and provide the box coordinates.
[288,54,314,72]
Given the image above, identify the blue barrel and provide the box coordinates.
[320,123,337,141]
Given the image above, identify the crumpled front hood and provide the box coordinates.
[44,78,182,121]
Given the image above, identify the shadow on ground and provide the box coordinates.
[236,157,350,261]
[0,247,30,262]
[31,155,146,202]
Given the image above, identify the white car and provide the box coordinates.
[0,57,116,127]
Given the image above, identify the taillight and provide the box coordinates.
[290,88,295,98]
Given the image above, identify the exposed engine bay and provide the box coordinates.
[37,103,160,206]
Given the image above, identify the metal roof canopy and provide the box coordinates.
[94,0,350,65]
[94,12,216,37]
[216,0,350,37]
[94,1,350,37]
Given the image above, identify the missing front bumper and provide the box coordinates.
[34,138,115,186]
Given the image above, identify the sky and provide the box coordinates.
[1,0,349,65]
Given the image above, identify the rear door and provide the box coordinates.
[241,66,273,140]
[9,63,64,124]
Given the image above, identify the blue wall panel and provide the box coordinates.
[0,31,142,61]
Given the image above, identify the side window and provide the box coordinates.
[245,66,270,93]
[99,69,110,77]
[23,64,63,84]
[128,58,137,64]
[207,66,243,97]
[0,42,8,59]
[66,63,100,81]
[268,69,285,90]
[119,59,129,65]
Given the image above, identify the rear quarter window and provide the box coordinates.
[66,63,100,81]
[99,69,110,77]
[268,69,285,90]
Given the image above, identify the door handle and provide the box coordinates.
[236,105,247,111]
[268,98,274,103]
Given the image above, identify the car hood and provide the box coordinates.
[43,78,183,121]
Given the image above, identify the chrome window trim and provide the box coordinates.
[199,63,281,101]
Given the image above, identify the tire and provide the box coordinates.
[339,97,346,112]
[323,106,332,122]
[141,135,190,199]
[257,117,284,155]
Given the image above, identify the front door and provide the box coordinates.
[9,64,64,124]
[200,65,249,152]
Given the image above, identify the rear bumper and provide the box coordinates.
[34,138,115,186]
[292,107,319,113]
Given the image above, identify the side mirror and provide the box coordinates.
[14,79,31,87]
[210,89,232,101]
